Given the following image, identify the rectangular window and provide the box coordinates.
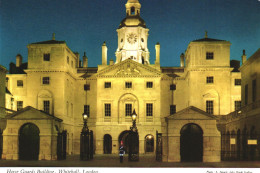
[105,82,111,88]
[235,101,241,111]
[245,84,248,105]
[146,82,153,88]
[105,103,111,117]
[17,101,23,111]
[125,82,132,89]
[206,52,214,60]
[17,80,23,87]
[42,77,50,85]
[43,53,50,61]
[125,104,132,116]
[146,103,153,116]
[43,100,50,114]
[170,105,176,115]
[66,101,69,116]
[67,56,69,64]
[84,105,90,117]
[84,84,90,90]
[170,84,176,90]
[206,76,214,84]
[235,79,241,86]
[206,100,214,114]
[71,61,74,68]
[252,79,257,102]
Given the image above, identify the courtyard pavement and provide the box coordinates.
[0,154,260,168]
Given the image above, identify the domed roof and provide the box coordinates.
[118,15,146,29]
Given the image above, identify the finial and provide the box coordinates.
[84,52,86,57]
[243,49,246,56]
[52,33,55,40]
[205,31,208,38]
[103,41,106,46]
[156,42,160,45]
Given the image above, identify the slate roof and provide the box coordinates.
[192,37,226,42]
[31,40,66,45]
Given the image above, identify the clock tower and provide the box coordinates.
[115,0,150,64]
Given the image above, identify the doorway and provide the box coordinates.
[118,130,130,153]
[180,123,203,162]
[145,134,154,153]
[19,123,40,160]
[103,134,112,154]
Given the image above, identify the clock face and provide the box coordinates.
[127,33,137,44]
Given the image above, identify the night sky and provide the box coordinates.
[0,0,260,69]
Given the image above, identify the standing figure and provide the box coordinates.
[119,145,125,163]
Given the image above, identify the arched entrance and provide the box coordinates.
[19,123,40,160]
[145,134,154,153]
[118,130,130,154]
[103,134,112,154]
[180,123,203,162]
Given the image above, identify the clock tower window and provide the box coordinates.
[131,7,135,15]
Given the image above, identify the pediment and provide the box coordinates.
[5,106,62,122]
[167,106,217,120]
[94,59,164,78]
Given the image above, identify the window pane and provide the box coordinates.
[17,80,23,87]
[105,82,111,88]
[84,105,90,117]
[170,84,176,90]
[125,82,132,88]
[146,82,153,88]
[206,100,214,114]
[206,76,214,84]
[43,53,50,61]
[235,101,241,111]
[170,105,176,114]
[125,104,132,116]
[146,103,153,116]
[206,52,214,60]
[252,79,257,102]
[42,77,50,85]
[17,101,23,111]
[43,100,50,114]
[245,84,248,105]
[235,79,241,86]
[105,104,111,117]
[84,84,90,90]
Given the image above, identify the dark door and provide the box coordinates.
[104,134,112,154]
[180,123,203,162]
[19,123,40,160]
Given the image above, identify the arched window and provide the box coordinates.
[131,7,135,15]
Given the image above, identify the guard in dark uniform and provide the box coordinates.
[119,145,125,163]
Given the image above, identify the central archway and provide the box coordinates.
[19,123,40,160]
[118,130,131,154]
[180,123,203,162]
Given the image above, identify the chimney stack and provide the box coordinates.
[155,42,160,65]
[102,42,107,65]
[180,53,185,67]
[83,52,88,68]
[16,54,22,67]
[109,59,114,65]
[242,49,247,64]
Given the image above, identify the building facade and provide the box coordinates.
[0,0,244,162]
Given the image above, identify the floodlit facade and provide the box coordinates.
[0,0,246,162]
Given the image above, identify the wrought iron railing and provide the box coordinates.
[224,100,260,121]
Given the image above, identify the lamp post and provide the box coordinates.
[82,112,88,132]
[130,109,138,132]
[129,109,139,161]
[80,112,91,161]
